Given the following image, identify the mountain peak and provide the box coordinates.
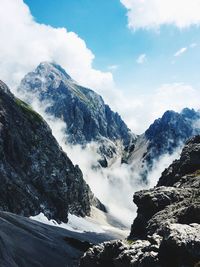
[19,63,134,147]
[19,62,75,96]
[34,62,73,85]
[37,62,72,80]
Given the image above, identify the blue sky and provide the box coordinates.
[24,0,200,94]
[1,0,200,133]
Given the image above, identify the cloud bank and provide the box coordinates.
[121,0,200,30]
[0,0,200,136]
[116,83,200,134]
[0,0,113,91]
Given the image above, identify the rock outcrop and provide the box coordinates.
[80,223,200,267]
[158,135,200,187]
[0,80,104,223]
[80,136,200,267]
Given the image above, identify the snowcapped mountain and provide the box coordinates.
[18,62,136,167]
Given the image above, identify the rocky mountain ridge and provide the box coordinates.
[145,108,200,161]
[0,80,104,223]
[128,108,200,181]
[18,62,200,175]
[80,135,200,267]
[18,62,136,167]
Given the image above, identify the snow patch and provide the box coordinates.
[30,212,103,234]
[30,207,129,239]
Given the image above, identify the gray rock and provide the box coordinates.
[130,186,194,238]
[80,237,161,267]
[80,223,200,267]
[158,135,200,186]
[159,223,200,267]
[80,240,128,267]
[146,195,200,236]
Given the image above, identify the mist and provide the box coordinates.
[14,89,182,227]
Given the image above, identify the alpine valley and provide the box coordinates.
[0,62,199,267]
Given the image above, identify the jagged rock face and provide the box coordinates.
[158,135,200,186]
[145,109,200,160]
[80,238,161,267]
[0,80,104,222]
[80,224,200,267]
[128,109,200,178]
[80,136,200,267]
[18,62,134,148]
[130,186,195,238]
[159,223,200,267]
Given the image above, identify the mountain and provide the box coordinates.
[0,80,104,223]
[80,135,200,267]
[18,62,200,173]
[128,108,200,180]
[18,62,136,166]
[145,108,200,159]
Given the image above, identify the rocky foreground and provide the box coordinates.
[80,136,200,267]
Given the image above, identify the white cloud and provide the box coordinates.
[0,1,199,137]
[147,148,182,188]
[136,53,147,64]
[174,47,187,57]
[114,83,200,134]
[0,0,114,91]
[107,65,119,71]
[190,42,197,48]
[121,0,200,30]
[173,43,197,58]
[150,83,200,118]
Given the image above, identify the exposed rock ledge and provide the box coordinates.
[80,223,200,267]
